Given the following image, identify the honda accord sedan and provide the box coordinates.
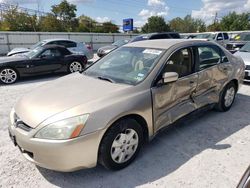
[9,39,245,172]
[0,45,88,84]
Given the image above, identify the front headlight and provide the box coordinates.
[35,114,89,140]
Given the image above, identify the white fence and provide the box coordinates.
[0,31,138,55]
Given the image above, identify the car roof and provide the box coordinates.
[139,32,179,37]
[42,38,77,43]
[124,39,214,50]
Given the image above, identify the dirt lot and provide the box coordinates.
[0,73,250,188]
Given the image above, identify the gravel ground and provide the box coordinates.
[0,67,250,187]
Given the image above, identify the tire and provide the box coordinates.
[0,68,18,84]
[98,118,143,170]
[215,82,236,112]
[68,61,84,73]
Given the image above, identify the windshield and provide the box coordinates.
[234,33,250,41]
[30,41,46,50]
[240,43,250,52]
[112,39,129,47]
[25,46,44,59]
[194,33,215,40]
[85,47,164,85]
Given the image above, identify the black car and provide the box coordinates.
[97,39,130,57]
[0,45,88,84]
[226,32,250,53]
[130,32,180,43]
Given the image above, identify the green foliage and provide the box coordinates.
[1,1,250,33]
[39,14,65,32]
[169,15,206,33]
[219,12,250,31]
[51,0,77,31]
[0,6,39,31]
[141,16,170,33]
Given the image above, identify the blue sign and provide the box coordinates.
[123,18,133,32]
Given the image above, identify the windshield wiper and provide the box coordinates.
[97,76,115,83]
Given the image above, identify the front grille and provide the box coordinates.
[14,114,32,132]
[246,65,250,70]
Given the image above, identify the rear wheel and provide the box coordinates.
[0,68,18,84]
[215,82,236,112]
[98,118,143,170]
[68,61,84,73]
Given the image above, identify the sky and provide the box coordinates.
[1,0,250,27]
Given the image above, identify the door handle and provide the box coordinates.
[189,80,195,84]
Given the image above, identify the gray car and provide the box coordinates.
[7,39,94,60]
[9,39,245,172]
[234,42,250,82]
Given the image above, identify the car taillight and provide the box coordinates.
[86,44,92,51]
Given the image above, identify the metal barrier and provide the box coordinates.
[0,31,138,55]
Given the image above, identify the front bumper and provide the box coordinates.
[8,123,103,172]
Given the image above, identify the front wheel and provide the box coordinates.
[215,82,236,112]
[98,118,143,170]
[0,68,18,84]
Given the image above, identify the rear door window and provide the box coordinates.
[198,46,221,70]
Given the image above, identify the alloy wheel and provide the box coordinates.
[69,62,83,73]
[0,68,17,84]
[224,87,235,107]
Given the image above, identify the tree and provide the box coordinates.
[141,16,170,33]
[169,15,206,33]
[93,22,119,33]
[219,12,250,31]
[77,15,97,32]
[39,14,64,32]
[0,6,38,31]
[51,0,77,31]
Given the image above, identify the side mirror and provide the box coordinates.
[217,36,223,41]
[162,72,179,84]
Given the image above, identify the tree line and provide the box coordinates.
[0,0,119,33]
[0,0,250,33]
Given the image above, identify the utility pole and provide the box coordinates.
[214,12,218,25]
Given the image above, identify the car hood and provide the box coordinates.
[0,56,28,64]
[8,48,30,56]
[227,41,247,45]
[14,73,131,128]
[234,51,250,65]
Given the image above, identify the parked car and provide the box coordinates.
[194,32,229,47]
[234,42,250,82]
[97,39,130,57]
[237,166,250,188]
[0,45,88,84]
[226,32,250,53]
[130,32,180,43]
[7,39,94,60]
[9,39,244,172]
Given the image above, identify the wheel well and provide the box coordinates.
[0,66,19,76]
[105,114,149,143]
[231,79,239,91]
